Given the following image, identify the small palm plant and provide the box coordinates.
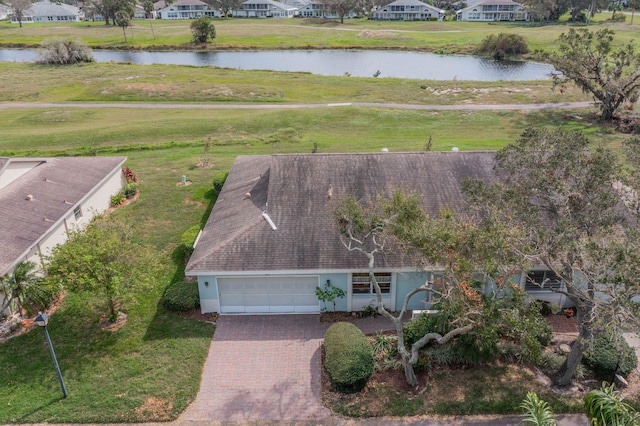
[584,383,640,426]
[520,392,557,426]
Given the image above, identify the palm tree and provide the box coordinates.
[584,383,640,426]
[0,261,48,317]
[520,392,558,426]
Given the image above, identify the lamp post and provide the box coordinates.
[35,312,68,398]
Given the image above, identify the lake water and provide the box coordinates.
[0,48,554,81]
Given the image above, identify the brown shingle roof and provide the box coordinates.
[186,152,497,274]
[0,156,126,276]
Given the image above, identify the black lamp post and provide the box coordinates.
[35,312,68,398]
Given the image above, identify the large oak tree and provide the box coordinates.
[541,29,640,121]
[464,127,640,386]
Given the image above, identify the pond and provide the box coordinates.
[0,48,555,81]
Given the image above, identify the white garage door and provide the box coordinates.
[217,276,319,313]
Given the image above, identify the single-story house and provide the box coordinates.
[0,156,126,289]
[456,0,528,21]
[232,0,298,18]
[298,1,358,18]
[186,152,568,315]
[158,0,221,19]
[370,0,444,21]
[11,0,81,23]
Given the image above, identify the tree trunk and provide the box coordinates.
[555,307,592,386]
[402,356,418,387]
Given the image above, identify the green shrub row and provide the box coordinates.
[324,322,374,392]
[163,281,200,312]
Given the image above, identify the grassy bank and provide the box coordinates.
[0,61,591,105]
[0,15,638,52]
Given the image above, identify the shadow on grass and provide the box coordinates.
[15,397,64,422]
[142,187,218,342]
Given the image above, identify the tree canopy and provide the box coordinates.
[335,192,546,386]
[46,215,162,322]
[540,28,640,120]
[190,16,216,44]
[464,127,640,386]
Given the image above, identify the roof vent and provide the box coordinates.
[244,192,251,200]
[25,194,34,201]
[327,184,333,200]
[262,212,277,231]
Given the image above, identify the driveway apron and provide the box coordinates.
[180,314,331,422]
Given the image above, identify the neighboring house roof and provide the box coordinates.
[154,0,167,10]
[457,0,523,12]
[380,0,444,11]
[0,156,127,276]
[240,0,298,9]
[27,1,79,17]
[158,0,214,12]
[186,152,497,274]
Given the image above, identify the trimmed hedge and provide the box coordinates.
[163,281,200,312]
[212,171,229,194]
[181,225,201,257]
[584,333,638,380]
[324,322,374,392]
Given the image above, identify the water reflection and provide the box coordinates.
[0,48,554,81]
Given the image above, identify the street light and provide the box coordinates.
[35,312,68,398]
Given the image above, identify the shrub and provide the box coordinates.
[584,333,638,380]
[190,16,216,44]
[111,193,125,207]
[163,281,200,312]
[476,33,529,59]
[324,322,374,392]
[212,171,229,194]
[123,182,138,199]
[38,38,94,65]
[181,225,201,257]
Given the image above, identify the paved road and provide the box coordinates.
[0,101,595,111]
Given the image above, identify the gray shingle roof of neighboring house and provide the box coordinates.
[186,151,497,274]
[28,1,79,17]
[0,156,126,276]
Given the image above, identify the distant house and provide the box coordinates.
[0,156,126,282]
[232,0,298,17]
[11,0,80,23]
[158,0,221,19]
[456,0,528,21]
[370,0,444,20]
[0,4,11,20]
[134,4,149,19]
[298,1,358,18]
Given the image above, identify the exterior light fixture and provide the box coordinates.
[35,312,68,398]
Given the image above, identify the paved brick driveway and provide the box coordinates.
[180,314,332,423]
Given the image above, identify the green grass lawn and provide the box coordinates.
[0,15,638,52]
[0,14,638,421]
